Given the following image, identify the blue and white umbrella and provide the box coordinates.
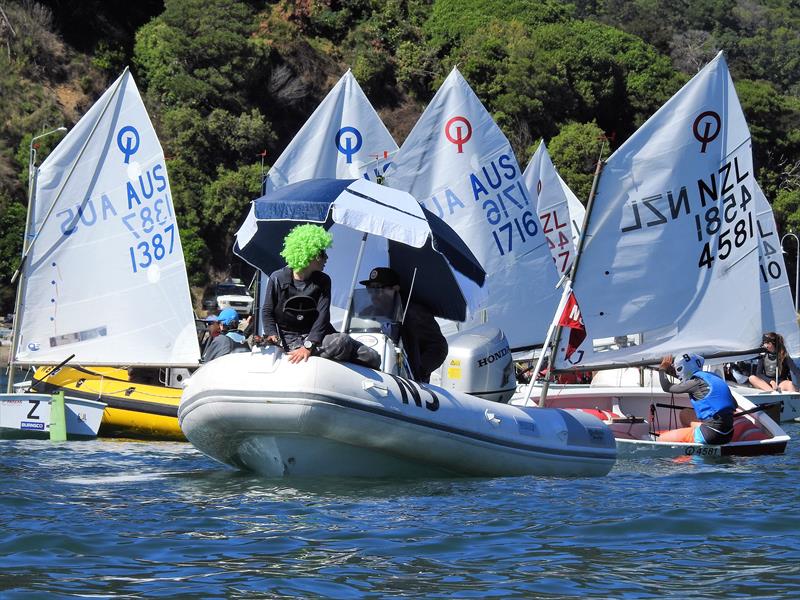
[234,178,486,321]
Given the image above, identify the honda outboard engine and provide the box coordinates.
[438,325,515,403]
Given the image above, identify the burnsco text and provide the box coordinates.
[618,154,754,269]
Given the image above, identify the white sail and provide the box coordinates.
[554,52,760,369]
[755,183,800,354]
[522,141,585,275]
[261,70,399,316]
[15,70,200,366]
[264,70,398,191]
[385,68,560,350]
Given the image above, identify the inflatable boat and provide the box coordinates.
[179,325,617,478]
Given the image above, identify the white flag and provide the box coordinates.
[556,52,760,369]
[386,68,561,351]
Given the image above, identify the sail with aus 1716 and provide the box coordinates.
[385,68,560,352]
[14,69,200,367]
[553,52,761,370]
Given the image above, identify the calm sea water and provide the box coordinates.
[2,372,799,598]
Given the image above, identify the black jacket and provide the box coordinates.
[262,266,334,344]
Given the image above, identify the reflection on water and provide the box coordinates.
[1,368,799,597]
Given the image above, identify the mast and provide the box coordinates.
[537,143,607,405]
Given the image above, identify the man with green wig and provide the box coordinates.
[262,223,336,363]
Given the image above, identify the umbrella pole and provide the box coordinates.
[341,232,369,333]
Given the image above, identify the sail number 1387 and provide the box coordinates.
[129,224,175,272]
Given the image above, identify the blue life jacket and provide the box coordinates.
[690,371,736,420]
[226,331,246,344]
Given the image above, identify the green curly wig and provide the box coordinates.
[280,224,333,271]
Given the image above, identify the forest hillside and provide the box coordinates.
[1,0,799,313]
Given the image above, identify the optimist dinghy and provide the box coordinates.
[179,178,617,477]
[517,53,791,457]
[9,69,201,439]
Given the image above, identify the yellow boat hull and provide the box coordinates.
[31,366,184,441]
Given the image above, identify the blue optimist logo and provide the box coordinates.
[335,126,363,164]
[117,125,140,164]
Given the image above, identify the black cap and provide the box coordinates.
[359,267,400,287]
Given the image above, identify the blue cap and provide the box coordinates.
[217,307,239,326]
[204,314,219,323]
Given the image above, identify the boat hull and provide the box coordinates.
[31,366,184,440]
[512,384,789,458]
[0,393,105,440]
[179,348,617,478]
[731,387,800,423]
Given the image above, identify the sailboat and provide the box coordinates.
[512,52,789,457]
[15,69,200,440]
[178,178,617,477]
[258,69,400,329]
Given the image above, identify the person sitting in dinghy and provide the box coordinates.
[201,308,249,362]
[261,224,381,368]
[657,353,736,445]
[748,332,800,392]
[359,267,448,383]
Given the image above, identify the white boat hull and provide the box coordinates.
[0,393,105,439]
[179,348,617,478]
[731,387,800,423]
[511,384,789,458]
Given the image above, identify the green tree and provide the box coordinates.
[133,0,268,112]
[200,164,263,272]
[545,121,609,203]
[452,19,682,155]
[0,198,26,312]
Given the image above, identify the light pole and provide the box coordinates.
[781,231,800,314]
[6,126,67,393]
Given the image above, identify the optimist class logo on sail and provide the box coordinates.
[54,124,178,276]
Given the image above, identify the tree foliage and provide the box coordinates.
[2,0,800,314]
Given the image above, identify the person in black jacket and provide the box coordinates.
[360,267,448,382]
[262,224,336,364]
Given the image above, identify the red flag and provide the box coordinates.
[558,291,586,360]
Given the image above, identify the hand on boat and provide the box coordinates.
[659,355,674,372]
[288,347,312,364]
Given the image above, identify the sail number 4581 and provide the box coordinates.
[697,213,754,269]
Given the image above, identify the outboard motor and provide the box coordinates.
[438,325,515,403]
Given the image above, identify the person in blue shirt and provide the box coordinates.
[657,352,736,445]
[201,307,248,363]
